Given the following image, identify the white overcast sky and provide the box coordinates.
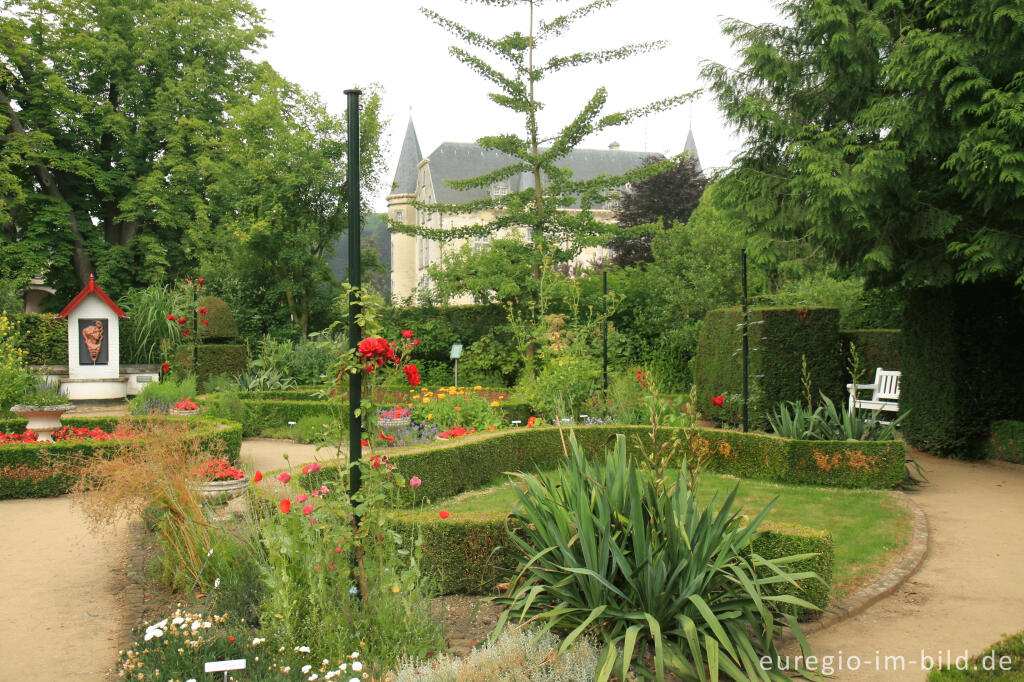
[249,0,783,211]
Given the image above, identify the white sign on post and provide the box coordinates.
[205,658,246,681]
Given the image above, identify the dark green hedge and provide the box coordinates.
[200,393,342,437]
[984,420,1024,464]
[14,313,68,365]
[695,307,844,428]
[198,296,237,341]
[841,329,901,373]
[902,284,1024,458]
[927,630,1024,680]
[389,513,833,617]
[173,344,249,388]
[378,304,509,368]
[0,415,243,499]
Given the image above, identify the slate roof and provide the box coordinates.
[390,118,423,196]
[424,142,661,204]
[683,128,701,173]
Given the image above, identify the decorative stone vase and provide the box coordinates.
[169,407,201,417]
[378,415,412,429]
[193,476,248,503]
[10,404,76,442]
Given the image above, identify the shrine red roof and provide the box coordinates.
[58,274,127,319]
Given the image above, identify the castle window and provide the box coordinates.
[490,180,510,199]
[395,210,404,223]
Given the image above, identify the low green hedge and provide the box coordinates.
[198,392,341,437]
[983,420,1024,464]
[359,426,904,507]
[0,415,243,499]
[389,513,833,619]
[927,630,1024,680]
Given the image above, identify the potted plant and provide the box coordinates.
[170,397,200,416]
[191,458,248,520]
[9,380,75,442]
[377,404,412,429]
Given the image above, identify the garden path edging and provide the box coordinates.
[780,490,929,644]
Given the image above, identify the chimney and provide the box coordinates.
[608,141,620,150]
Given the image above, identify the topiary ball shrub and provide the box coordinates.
[198,296,237,341]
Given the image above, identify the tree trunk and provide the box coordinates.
[1,87,93,285]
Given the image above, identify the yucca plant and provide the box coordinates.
[494,433,821,681]
[767,400,821,440]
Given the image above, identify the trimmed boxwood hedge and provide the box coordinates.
[841,329,901,373]
[200,392,343,437]
[369,426,904,506]
[389,512,833,618]
[695,307,844,429]
[0,415,243,499]
[984,420,1024,464]
[902,284,1024,458]
[15,312,68,365]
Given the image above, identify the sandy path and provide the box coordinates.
[0,497,129,681]
[784,451,1024,680]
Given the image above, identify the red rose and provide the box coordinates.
[198,277,204,284]
[201,319,209,326]
[403,363,421,387]
[401,329,414,338]
[711,395,725,407]
[166,314,175,320]
[177,317,186,324]
[161,362,170,372]
[199,307,208,315]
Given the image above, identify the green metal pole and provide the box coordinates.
[602,270,608,392]
[345,89,362,499]
[741,248,749,433]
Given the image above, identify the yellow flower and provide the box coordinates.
[427,414,433,420]
[498,395,505,400]
[422,397,430,404]
[474,385,482,390]
[436,394,445,400]
[392,585,400,593]
[490,401,500,407]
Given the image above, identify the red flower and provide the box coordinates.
[161,362,170,373]
[177,317,186,324]
[401,329,415,338]
[526,416,538,428]
[199,307,208,315]
[360,439,369,447]
[302,504,313,516]
[228,636,235,644]
[277,472,291,484]
[279,498,291,513]
[438,510,451,520]
[378,429,396,443]
[182,330,192,337]
[301,464,310,475]
[370,455,381,469]
[254,470,263,483]
[711,395,725,407]
[403,363,421,387]
[201,319,209,326]
[198,277,204,284]
[166,314,175,320]
[412,338,421,345]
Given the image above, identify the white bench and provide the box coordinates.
[847,367,901,422]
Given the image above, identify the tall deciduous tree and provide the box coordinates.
[702,0,1024,289]
[610,155,707,268]
[403,0,693,276]
[0,0,266,300]
[207,69,386,338]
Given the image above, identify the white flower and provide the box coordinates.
[302,665,312,674]
[349,651,359,659]
[295,645,311,653]
[186,679,197,682]
[207,548,214,557]
[283,666,290,673]
[349,678,360,682]
[308,675,318,681]
[154,619,168,629]
[143,627,163,641]
[202,621,211,629]
[252,637,265,645]
[171,617,184,625]
[214,578,221,589]
[339,663,347,671]
[351,662,362,672]
[191,621,200,631]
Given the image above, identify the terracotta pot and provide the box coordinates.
[10,404,75,442]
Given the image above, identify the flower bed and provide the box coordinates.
[0,415,243,499]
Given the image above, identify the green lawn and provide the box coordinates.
[433,471,911,600]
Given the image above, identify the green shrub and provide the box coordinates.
[120,285,181,364]
[17,313,68,365]
[927,630,1024,680]
[0,415,243,499]
[695,306,844,429]
[0,311,34,411]
[515,353,600,420]
[494,433,819,680]
[769,395,907,443]
[240,398,341,437]
[902,283,1024,458]
[842,329,901,374]
[199,344,249,388]
[197,295,237,340]
[984,420,1024,464]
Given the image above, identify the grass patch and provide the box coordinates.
[414,471,910,600]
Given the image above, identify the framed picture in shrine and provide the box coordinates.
[78,318,109,365]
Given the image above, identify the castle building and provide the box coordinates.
[386,118,700,301]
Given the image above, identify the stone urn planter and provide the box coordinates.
[169,407,201,417]
[10,404,76,442]
[192,476,248,521]
[378,415,412,429]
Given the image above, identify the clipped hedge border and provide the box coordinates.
[389,512,833,618]
[984,420,1024,464]
[0,415,243,499]
[358,426,904,508]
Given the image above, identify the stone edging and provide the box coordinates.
[781,490,929,643]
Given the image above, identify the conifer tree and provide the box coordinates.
[399,0,694,278]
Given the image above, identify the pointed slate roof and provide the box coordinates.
[390,117,423,196]
[58,274,127,319]
[424,142,659,204]
[683,128,702,173]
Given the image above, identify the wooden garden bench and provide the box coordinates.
[847,368,901,422]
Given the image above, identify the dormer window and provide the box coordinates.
[490,180,510,198]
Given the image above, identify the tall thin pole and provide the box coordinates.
[741,248,749,433]
[602,270,608,392]
[345,89,362,498]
